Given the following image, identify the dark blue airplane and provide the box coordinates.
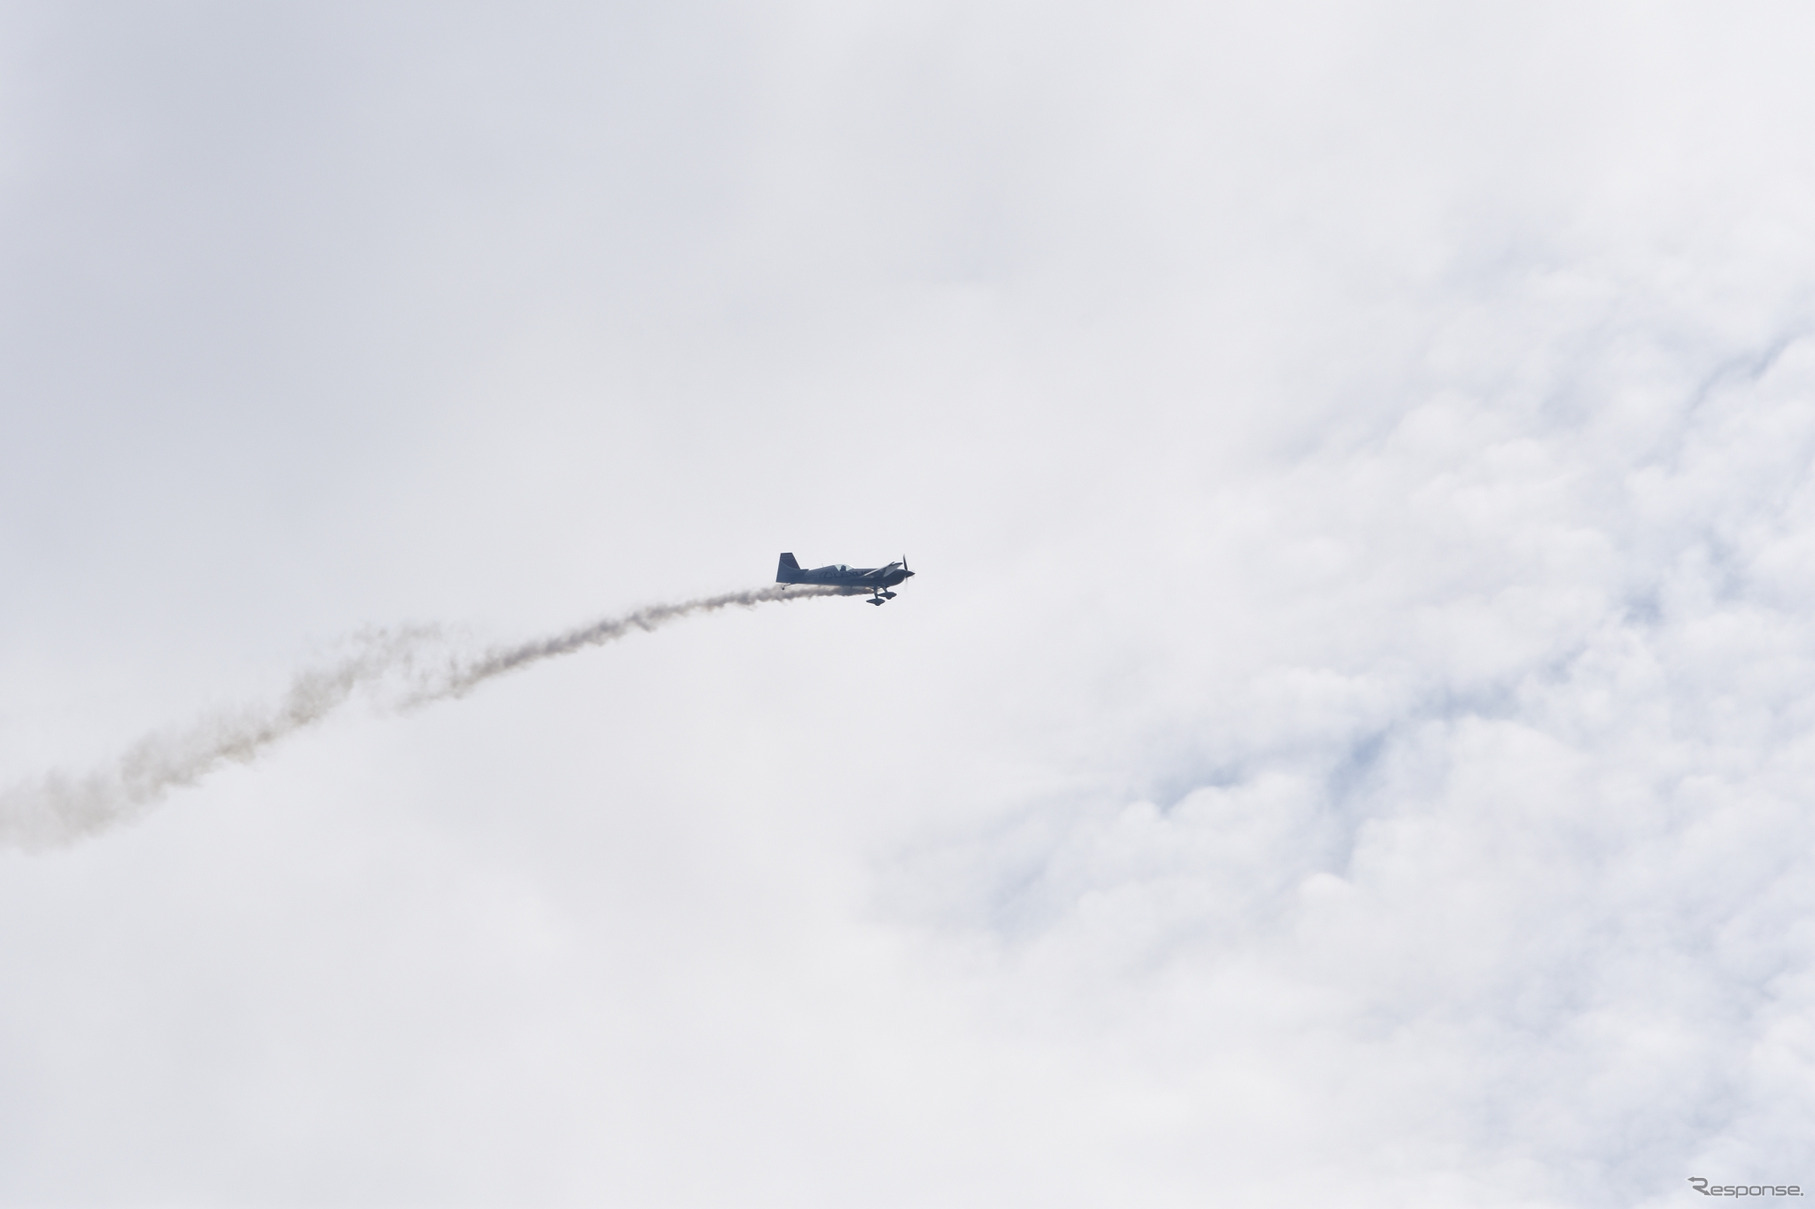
[777,553,915,605]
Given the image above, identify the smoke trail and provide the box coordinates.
[416,584,841,701]
[0,584,840,850]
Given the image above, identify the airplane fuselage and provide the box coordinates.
[776,553,915,602]
[780,564,912,588]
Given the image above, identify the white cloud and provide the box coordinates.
[2,2,1814,1204]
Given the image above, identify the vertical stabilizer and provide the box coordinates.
[776,552,802,582]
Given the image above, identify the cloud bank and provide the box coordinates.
[2,3,1815,1207]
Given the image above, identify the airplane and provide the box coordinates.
[777,553,915,605]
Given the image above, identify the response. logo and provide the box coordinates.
[1689,1178,1803,1197]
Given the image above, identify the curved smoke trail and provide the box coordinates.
[0,584,840,850]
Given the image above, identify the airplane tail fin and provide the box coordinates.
[777,552,802,582]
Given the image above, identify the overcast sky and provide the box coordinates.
[4,3,1815,1205]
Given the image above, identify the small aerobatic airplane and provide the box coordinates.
[777,553,915,605]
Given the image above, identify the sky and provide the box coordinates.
[2,2,1814,1205]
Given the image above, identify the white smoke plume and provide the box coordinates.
[0,584,840,849]
[417,584,843,701]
